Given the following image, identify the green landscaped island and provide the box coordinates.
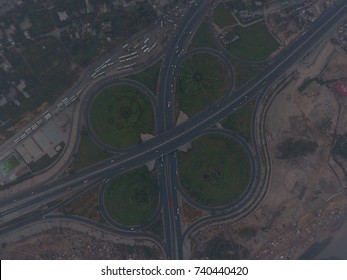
[90,84,154,148]
[178,134,250,207]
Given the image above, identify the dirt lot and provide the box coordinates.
[190,39,347,259]
[0,226,163,260]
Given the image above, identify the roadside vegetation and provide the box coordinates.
[222,100,255,143]
[69,127,113,171]
[178,134,250,207]
[104,166,159,226]
[212,3,238,29]
[177,53,228,116]
[128,60,161,94]
[189,21,218,50]
[233,62,265,88]
[224,22,279,61]
[90,85,154,148]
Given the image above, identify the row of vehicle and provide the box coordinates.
[119,51,137,60]
[117,62,136,70]
[119,54,138,63]
[14,112,49,144]
[91,59,113,78]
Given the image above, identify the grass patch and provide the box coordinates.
[128,60,161,94]
[223,100,255,142]
[147,217,164,239]
[28,10,55,37]
[0,156,21,177]
[178,134,250,207]
[90,84,154,148]
[233,62,265,88]
[189,21,218,50]
[213,3,238,29]
[104,166,159,226]
[225,22,279,61]
[70,128,113,170]
[177,53,228,116]
[28,142,65,173]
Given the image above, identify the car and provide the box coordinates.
[110,160,114,163]
[83,180,88,184]
[130,227,134,231]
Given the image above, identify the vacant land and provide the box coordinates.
[104,166,159,226]
[223,100,255,143]
[128,60,161,94]
[90,85,154,148]
[177,53,228,116]
[225,23,279,61]
[61,188,105,224]
[69,128,113,171]
[178,134,250,207]
[189,21,218,50]
[0,228,161,259]
[213,3,237,29]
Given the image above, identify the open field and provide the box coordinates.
[69,128,113,171]
[212,3,237,29]
[178,134,250,207]
[223,100,255,143]
[177,53,228,116]
[225,22,279,61]
[128,60,161,94]
[90,85,154,148]
[104,166,158,226]
[189,21,218,50]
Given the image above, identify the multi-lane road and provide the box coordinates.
[1,0,346,260]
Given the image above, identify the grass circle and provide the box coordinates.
[178,134,250,207]
[90,84,154,148]
[104,167,159,226]
[177,53,228,116]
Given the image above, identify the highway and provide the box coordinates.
[0,0,346,260]
[156,0,217,259]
